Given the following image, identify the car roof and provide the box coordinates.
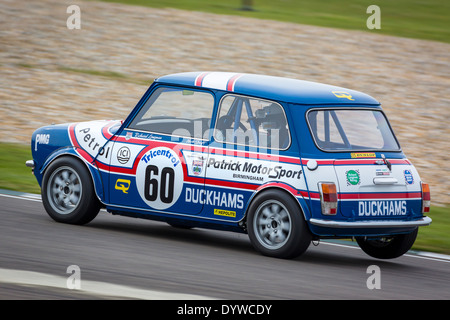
[155,72,380,106]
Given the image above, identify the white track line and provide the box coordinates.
[0,193,42,202]
[0,267,215,300]
[319,241,450,263]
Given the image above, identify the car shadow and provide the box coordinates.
[88,214,256,254]
[85,214,418,269]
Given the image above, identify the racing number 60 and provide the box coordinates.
[144,165,175,204]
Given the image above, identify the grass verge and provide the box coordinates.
[0,142,40,194]
[413,206,450,255]
[57,67,151,85]
[0,141,448,254]
[97,0,450,43]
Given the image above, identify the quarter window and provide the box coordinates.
[215,95,290,149]
[128,87,214,140]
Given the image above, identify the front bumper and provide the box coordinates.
[25,160,35,169]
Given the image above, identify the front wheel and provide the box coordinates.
[247,190,312,259]
[41,157,101,225]
[356,229,418,259]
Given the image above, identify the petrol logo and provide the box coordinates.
[76,125,111,160]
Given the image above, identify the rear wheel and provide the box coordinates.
[247,189,312,259]
[42,157,101,225]
[356,229,418,259]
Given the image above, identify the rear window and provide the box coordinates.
[307,109,400,152]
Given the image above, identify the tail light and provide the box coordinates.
[318,182,338,215]
[421,183,431,213]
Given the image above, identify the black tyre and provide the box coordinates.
[41,156,101,225]
[356,228,418,259]
[247,189,312,259]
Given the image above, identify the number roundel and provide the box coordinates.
[136,147,184,210]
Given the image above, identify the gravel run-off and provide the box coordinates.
[0,0,449,204]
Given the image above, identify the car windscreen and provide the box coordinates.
[307,109,400,152]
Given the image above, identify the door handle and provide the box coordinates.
[373,177,398,185]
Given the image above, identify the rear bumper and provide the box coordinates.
[309,216,432,229]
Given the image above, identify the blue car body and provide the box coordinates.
[29,72,431,258]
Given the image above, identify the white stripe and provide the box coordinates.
[0,268,216,300]
[339,197,422,201]
[201,72,239,90]
[321,241,450,263]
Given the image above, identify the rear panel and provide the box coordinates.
[334,156,423,220]
[291,104,426,236]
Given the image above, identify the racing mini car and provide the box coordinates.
[27,72,432,259]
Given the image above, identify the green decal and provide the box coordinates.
[346,170,360,186]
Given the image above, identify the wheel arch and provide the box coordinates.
[40,147,105,204]
[243,183,310,225]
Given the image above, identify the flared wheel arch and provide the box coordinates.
[41,151,105,205]
[242,185,310,230]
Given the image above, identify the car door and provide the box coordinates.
[108,86,215,216]
[205,94,299,222]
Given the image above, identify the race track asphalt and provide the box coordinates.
[0,192,449,300]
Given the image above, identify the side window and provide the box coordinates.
[215,95,290,149]
[128,87,214,140]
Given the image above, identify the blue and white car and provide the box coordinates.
[27,72,432,259]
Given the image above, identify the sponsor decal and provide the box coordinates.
[115,179,130,194]
[141,148,180,167]
[117,146,130,164]
[346,169,360,186]
[136,147,184,210]
[233,173,263,182]
[185,187,244,210]
[35,134,50,151]
[375,168,391,176]
[207,157,302,180]
[358,200,407,216]
[76,126,111,159]
[192,159,203,176]
[351,152,376,158]
[404,169,414,185]
[332,91,355,101]
[214,209,236,218]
